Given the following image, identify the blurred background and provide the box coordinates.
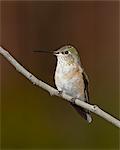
[0,1,119,150]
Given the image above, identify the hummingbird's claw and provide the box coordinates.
[58,90,63,96]
[71,98,76,104]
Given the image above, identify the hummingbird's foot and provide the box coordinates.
[71,98,76,104]
[58,90,63,96]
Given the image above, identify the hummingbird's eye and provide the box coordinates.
[65,51,68,54]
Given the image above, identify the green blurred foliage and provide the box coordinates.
[1,1,119,150]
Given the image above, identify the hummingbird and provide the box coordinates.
[54,45,92,123]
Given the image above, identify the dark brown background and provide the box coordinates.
[1,1,119,149]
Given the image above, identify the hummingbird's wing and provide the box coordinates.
[82,71,89,103]
[71,70,92,123]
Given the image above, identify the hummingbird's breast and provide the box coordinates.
[55,61,85,99]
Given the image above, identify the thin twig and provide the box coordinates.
[0,46,120,128]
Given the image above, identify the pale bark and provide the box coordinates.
[0,46,120,128]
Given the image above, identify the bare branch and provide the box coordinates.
[0,46,120,128]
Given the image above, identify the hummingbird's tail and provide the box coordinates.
[71,104,92,123]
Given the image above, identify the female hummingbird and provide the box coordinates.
[54,45,92,123]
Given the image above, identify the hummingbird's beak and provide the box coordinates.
[33,50,53,54]
[53,50,59,56]
[53,51,56,55]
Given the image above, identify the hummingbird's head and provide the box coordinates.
[54,45,80,64]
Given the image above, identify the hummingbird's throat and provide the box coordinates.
[57,55,75,66]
